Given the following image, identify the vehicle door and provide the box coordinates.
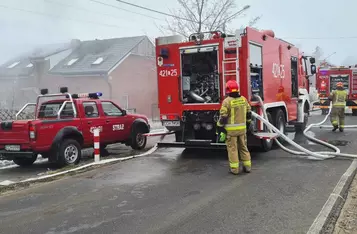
[81,101,107,146]
[101,101,130,142]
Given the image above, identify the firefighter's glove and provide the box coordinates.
[219,132,227,142]
[216,126,227,142]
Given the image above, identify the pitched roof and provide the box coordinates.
[49,35,147,76]
[0,42,72,78]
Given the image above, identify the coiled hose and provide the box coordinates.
[252,95,357,160]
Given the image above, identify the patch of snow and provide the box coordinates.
[0,180,15,186]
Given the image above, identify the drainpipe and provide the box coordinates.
[105,74,113,99]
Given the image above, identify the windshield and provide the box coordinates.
[330,74,349,94]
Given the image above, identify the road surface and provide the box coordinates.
[0,136,160,184]
[0,113,356,233]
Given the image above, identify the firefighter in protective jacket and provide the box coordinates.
[217,80,252,175]
[328,82,347,132]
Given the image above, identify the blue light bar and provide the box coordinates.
[72,92,103,99]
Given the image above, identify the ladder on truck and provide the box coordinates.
[222,32,240,96]
[221,30,279,142]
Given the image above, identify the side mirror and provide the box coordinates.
[309,57,316,64]
[122,109,127,116]
[310,65,316,75]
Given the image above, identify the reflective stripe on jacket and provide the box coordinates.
[217,96,251,133]
[329,90,347,107]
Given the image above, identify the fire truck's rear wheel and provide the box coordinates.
[295,106,309,133]
[13,154,38,167]
[272,109,286,145]
[261,112,273,152]
[58,139,81,167]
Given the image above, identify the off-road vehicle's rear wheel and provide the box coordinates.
[57,139,81,167]
[13,154,38,167]
[131,127,147,150]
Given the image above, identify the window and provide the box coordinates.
[291,56,299,98]
[249,43,262,66]
[7,61,20,68]
[92,57,104,65]
[83,102,99,118]
[38,102,75,118]
[67,58,78,66]
[102,102,123,116]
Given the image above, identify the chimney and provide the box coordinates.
[70,39,81,49]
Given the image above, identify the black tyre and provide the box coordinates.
[58,139,81,167]
[131,127,147,150]
[295,104,309,133]
[175,131,183,142]
[13,154,37,167]
[272,109,286,144]
[261,112,274,152]
[352,109,357,116]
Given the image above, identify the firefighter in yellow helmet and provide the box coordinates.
[328,82,347,132]
[216,80,253,175]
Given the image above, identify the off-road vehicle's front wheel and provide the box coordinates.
[131,127,147,150]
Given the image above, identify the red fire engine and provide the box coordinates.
[314,65,357,116]
[155,27,316,151]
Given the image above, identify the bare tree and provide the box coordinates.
[162,0,253,37]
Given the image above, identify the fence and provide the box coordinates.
[0,109,35,121]
[151,104,160,122]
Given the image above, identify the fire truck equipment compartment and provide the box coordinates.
[181,46,220,104]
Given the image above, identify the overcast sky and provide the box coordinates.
[0,0,356,65]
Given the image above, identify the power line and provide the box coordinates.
[44,0,130,22]
[0,3,127,30]
[114,0,198,23]
[89,0,163,21]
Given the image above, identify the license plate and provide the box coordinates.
[163,121,180,127]
[5,145,20,151]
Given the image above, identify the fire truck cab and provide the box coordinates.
[315,66,357,115]
[155,27,316,151]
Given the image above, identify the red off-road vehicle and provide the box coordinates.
[0,88,150,167]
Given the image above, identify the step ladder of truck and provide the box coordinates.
[222,36,240,94]
[252,132,279,140]
[154,131,279,149]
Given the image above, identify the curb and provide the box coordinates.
[0,144,159,188]
[307,159,357,234]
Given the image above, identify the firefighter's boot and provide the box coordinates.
[339,127,344,132]
[229,168,240,175]
[243,166,251,173]
[242,160,252,173]
[332,125,338,132]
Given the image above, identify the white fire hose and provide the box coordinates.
[252,95,357,160]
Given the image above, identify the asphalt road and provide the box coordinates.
[0,112,357,233]
[0,136,160,184]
